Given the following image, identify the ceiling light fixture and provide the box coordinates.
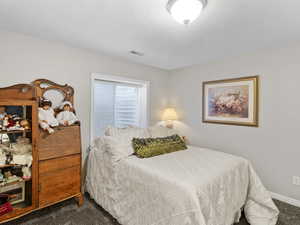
[166,0,207,25]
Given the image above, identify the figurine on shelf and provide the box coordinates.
[38,98,58,134]
[56,101,79,126]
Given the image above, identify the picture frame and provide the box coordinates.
[202,76,259,127]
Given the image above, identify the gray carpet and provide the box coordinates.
[4,194,300,225]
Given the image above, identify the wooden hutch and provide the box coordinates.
[0,79,83,223]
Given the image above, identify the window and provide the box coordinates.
[91,74,149,141]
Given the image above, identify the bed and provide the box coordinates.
[86,128,279,225]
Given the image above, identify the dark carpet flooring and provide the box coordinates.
[4,194,300,225]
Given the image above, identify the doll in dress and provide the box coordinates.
[56,101,78,126]
[38,99,58,134]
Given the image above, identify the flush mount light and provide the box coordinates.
[166,0,207,25]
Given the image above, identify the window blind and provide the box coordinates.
[93,80,141,136]
[114,85,139,128]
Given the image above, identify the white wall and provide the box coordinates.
[168,44,300,200]
[1,30,299,200]
[0,30,169,158]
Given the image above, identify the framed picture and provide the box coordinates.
[202,76,259,126]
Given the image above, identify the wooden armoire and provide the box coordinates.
[0,79,83,224]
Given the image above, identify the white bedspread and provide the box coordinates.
[86,145,279,225]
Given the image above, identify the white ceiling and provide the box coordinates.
[0,0,300,70]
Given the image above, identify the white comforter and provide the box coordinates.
[86,145,279,225]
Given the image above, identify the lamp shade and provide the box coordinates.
[162,108,178,121]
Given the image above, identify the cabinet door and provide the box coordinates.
[38,155,81,207]
[0,101,39,223]
[38,125,81,160]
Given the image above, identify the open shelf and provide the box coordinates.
[0,129,31,134]
[0,104,34,221]
[0,164,18,169]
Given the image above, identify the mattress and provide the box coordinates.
[86,144,279,225]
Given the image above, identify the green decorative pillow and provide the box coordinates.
[132,134,187,158]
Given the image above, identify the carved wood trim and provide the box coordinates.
[0,83,36,100]
[32,79,74,107]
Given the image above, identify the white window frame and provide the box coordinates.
[90,73,150,144]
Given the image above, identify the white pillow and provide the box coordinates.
[103,126,151,158]
[91,136,132,162]
[104,125,150,139]
[104,125,127,136]
[149,125,178,138]
[102,136,132,162]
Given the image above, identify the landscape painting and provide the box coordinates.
[202,76,259,126]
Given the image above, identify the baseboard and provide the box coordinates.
[270,191,300,208]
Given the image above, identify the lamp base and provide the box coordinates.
[165,120,173,129]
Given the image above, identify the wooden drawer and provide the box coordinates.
[38,156,81,207]
[39,154,81,174]
[38,125,81,160]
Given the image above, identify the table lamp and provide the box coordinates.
[162,108,178,128]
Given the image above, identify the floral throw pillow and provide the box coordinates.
[132,134,187,158]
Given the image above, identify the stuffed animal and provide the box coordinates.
[38,99,58,134]
[20,120,30,130]
[1,114,22,131]
[7,120,24,131]
[10,139,32,155]
[10,137,32,166]
[56,101,79,126]
[22,166,31,180]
